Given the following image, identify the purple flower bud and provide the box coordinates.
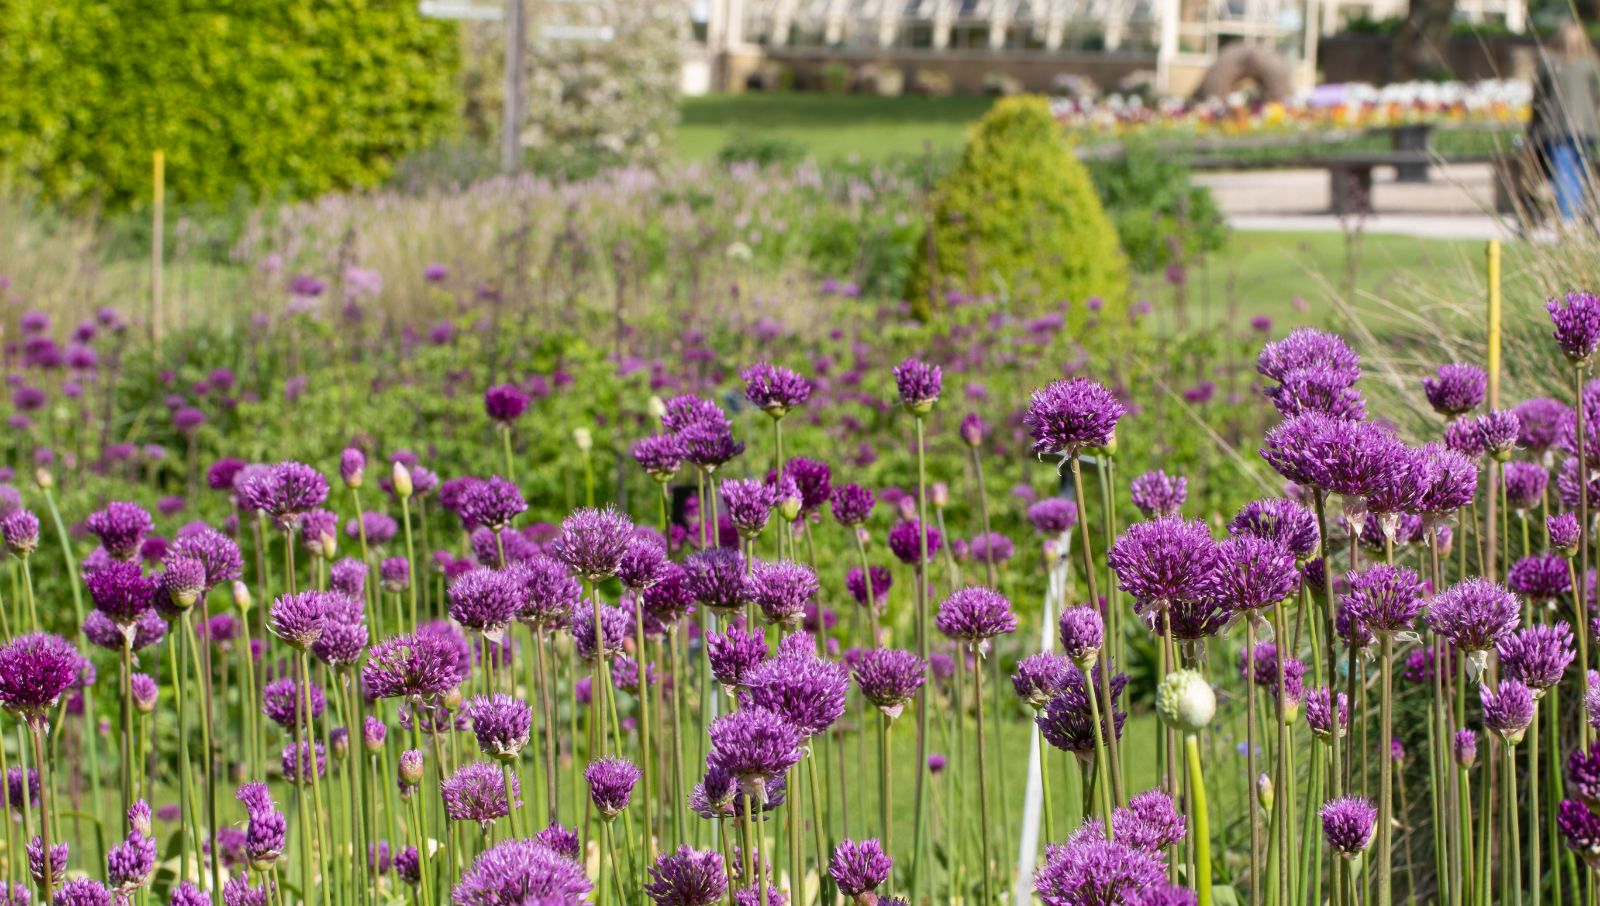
[893,357,941,414]
[1454,729,1478,768]
[1548,291,1600,365]
[1321,797,1377,854]
[645,846,726,906]
[1130,470,1186,518]
[584,757,641,820]
[828,838,892,897]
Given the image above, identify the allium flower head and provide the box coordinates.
[1473,409,1521,460]
[853,648,926,718]
[1257,328,1360,386]
[1,510,37,557]
[829,483,875,527]
[1570,745,1600,808]
[1058,606,1105,665]
[1503,461,1550,512]
[707,705,804,804]
[534,822,581,860]
[1028,498,1078,536]
[86,560,156,625]
[108,828,156,891]
[1321,797,1377,854]
[584,757,642,819]
[828,838,892,897]
[451,837,591,905]
[84,608,166,653]
[1552,512,1582,556]
[447,568,522,638]
[281,740,326,784]
[441,761,519,829]
[744,652,849,737]
[1341,564,1426,635]
[572,602,629,662]
[27,836,65,886]
[260,677,325,730]
[1482,680,1537,743]
[935,586,1017,648]
[1508,553,1572,602]
[363,632,467,701]
[633,435,688,481]
[721,479,774,538]
[509,554,579,631]
[483,384,529,424]
[1423,362,1488,417]
[339,448,365,489]
[644,846,726,906]
[893,357,941,414]
[1024,377,1126,458]
[1033,834,1166,906]
[887,519,940,566]
[1228,498,1319,560]
[464,694,532,761]
[171,527,243,591]
[1304,687,1349,740]
[1130,470,1186,518]
[1454,729,1478,767]
[549,507,633,581]
[1108,516,1219,613]
[1561,799,1600,866]
[1261,414,1406,498]
[458,477,526,532]
[239,462,329,530]
[1445,417,1486,458]
[706,624,768,689]
[845,566,892,610]
[747,560,817,627]
[1155,668,1216,733]
[1039,664,1130,753]
[267,591,329,649]
[0,633,80,721]
[53,879,111,906]
[1428,577,1520,653]
[679,420,745,470]
[1414,442,1478,516]
[87,502,154,560]
[1208,535,1298,613]
[1265,365,1367,420]
[1549,291,1600,365]
[328,558,367,598]
[741,363,811,417]
[1515,397,1570,451]
[1011,652,1072,709]
[171,882,209,906]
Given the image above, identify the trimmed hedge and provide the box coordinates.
[0,0,460,207]
[906,95,1129,324]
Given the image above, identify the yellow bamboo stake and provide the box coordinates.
[1486,240,1501,408]
[151,150,164,354]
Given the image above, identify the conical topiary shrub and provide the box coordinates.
[906,95,1129,323]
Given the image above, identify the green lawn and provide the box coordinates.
[676,94,996,162]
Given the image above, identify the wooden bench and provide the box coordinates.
[1185,151,1498,215]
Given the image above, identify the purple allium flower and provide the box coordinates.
[741,363,812,416]
[783,457,832,513]
[1264,366,1367,420]
[1130,470,1186,518]
[633,435,688,481]
[534,822,581,860]
[640,563,694,629]
[1108,516,1220,615]
[1024,378,1126,457]
[1497,621,1574,691]
[684,548,749,613]
[129,673,158,712]
[887,519,941,566]
[86,502,153,561]
[733,888,787,906]
[1516,397,1570,452]
[572,602,629,662]
[584,757,641,819]
[1304,686,1349,740]
[1119,789,1187,850]
[1428,578,1520,653]
[1012,651,1073,709]
[1058,607,1105,664]
[1321,797,1377,854]
[1559,457,1600,510]
[1573,745,1600,809]
[209,458,248,492]
[451,837,591,905]
[1261,414,1407,498]
[1341,564,1425,635]
[968,532,1014,565]
[155,555,207,613]
[1473,409,1521,459]
[83,608,166,653]
[239,462,329,531]
[1028,498,1079,536]
[108,826,156,891]
[829,838,892,897]
[1453,729,1478,768]
[338,448,365,489]
[1034,834,1166,906]
[1228,498,1319,560]
[27,836,65,886]
[483,384,530,424]
[1549,291,1600,365]
[281,740,326,784]
[0,633,79,721]
[54,878,111,906]
[679,420,745,470]
[549,507,633,581]
[747,560,818,628]
[394,847,421,885]
[1561,799,1600,866]
[1208,535,1298,613]
[1481,680,1537,743]
[1553,512,1582,556]
[1422,363,1487,417]
[511,555,580,631]
[1257,328,1360,385]
[459,477,526,532]
[707,705,804,804]
[171,882,209,906]
[170,526,243,591]
[846,566,892,610]
[237,783,285,868]
[363,632,467,701]
[1445,418,1486,458]
[829,484,875,527]
[706,624,768,689]
[852,648,926,718]
[721,479,774,538]
[267,591,327,649]
[447,568,522,639]
[380,557,411,593]
[328,558,367,599]
[1,510,37,557]
[1037,665,1129,755]
[744,651,849,737]
[1508,553,1572,602]
[893,357,941,413]
[4,768,38,812]
[260,677,325,730]
[644,846,726,906]
[86,559,156,625]
[934,586,1017,647]
[463,694,531,761]
[1503,461,1550,512]
[441,761,519,829]
[1414,443,1478,518]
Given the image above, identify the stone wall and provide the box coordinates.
[741,47,1160,94]
[1317,33,1540,83]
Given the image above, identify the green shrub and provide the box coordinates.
[0,0,460,208]
[1088,139,1229,272]
[905,95,1129,323]
[716,133,808,169]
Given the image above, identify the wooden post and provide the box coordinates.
[500,0,526,173]
[151,150,164,354]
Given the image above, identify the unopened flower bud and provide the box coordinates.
[392,461,413,500]
[573,428,593,453]
[443,687,463,711]
[1454,730,1478,769]
[33,468,51,490]
[364,716,387,753]
[398,750,424,785]
[330,727,350,761]
[1257,773,1274,810]
[232,581,253,612]
[1157,669,1216,734]
[647,396,667,421]
[930,482,949,509]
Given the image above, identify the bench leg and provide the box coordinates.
[1392,125,1431,183]
[1329,166,1374,216]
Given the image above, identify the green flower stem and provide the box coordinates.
[185,607,224,904]
[1377,632,1396,906]
[1082,656,1115,834]
[667,627,688,845]
[878,711,893,864]
[1298,743,1326,906]
[29,722,53,904]
[400,496,419,633]
[1069,453,1124,806]
[1186,733,1213,906]
[807,745,833,903]
[1245,617,1261,906]
[500,425,516,484]
[1272,599,1294,906]
[1531,700,1542,906]
[632,603,656,865]
[1505,739,1523,906]
[909,414,932,900]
